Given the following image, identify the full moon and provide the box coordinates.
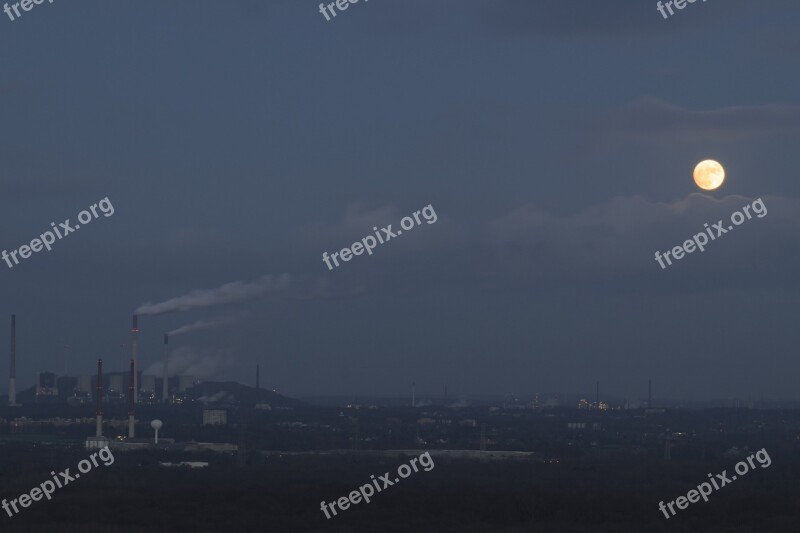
[693,160,725,190]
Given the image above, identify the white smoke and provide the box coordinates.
[143,346,236,380]
[135,274,292,316]
[167,315,237,337]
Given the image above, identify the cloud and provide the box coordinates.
[602,98,800,143]
[479,0,656,38]
[299,202,454,253]
[292,194,800,298]
[484,193,800,282]
[474,0,752,39]
[299,203,401,243]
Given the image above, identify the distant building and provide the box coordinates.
[141,375,156,393]
[108,374,124,394]
[36,372,59,400]
[159,462,208,468]
[76,375,92,393]
[203,409,227,425]
[183,442,237,452]
[85,436,110,450]
[38,372,56,389]
[67,390,91,406]
[178,375,195,392]
[11,417,43,433]
[56,376,77,398]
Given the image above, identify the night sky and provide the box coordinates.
[1,0,799,401]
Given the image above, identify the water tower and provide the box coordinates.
[151,419,163,444]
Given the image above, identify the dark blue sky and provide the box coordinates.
[1,1,799,401]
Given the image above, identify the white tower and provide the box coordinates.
[151,419,163,444]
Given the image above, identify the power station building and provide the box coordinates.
[35,371,59,401]
[108,374,124,395]
[141,374,156,393]
[77,375,92,393]
[178,375,195,393]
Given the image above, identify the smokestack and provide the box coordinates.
[95,359,104,437]
[128,359,135,438]
[256,364,260,390]
[162,334,169,403]
[8,315,15,406]
[131,315,139,404]
[648,378,652,409]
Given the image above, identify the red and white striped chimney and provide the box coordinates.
[128,358,135,438]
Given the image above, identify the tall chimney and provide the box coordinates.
[162,334,169,403]
[131,315,139,404]
[95,359,104,437]
[128,358,135,438]
[256,364,260,390]
[8,315,15,406]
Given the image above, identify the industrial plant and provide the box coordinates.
[6,315,196,408]
[1,313,300,456]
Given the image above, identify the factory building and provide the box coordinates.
[36,371,59,401]
[56,376,77,395]
[203,409,227,425]
[108,374,124,394]
[86,436,110,450]
[178,375,195,392]
[141,374,156,393]
[76,375,92,393]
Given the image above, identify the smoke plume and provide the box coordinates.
[135,274,292,316]
[143,346,236,380]
[167,315,237,337]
